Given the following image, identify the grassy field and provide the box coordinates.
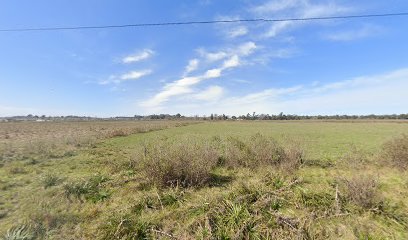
[1,120,407,239]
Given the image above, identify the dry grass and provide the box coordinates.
[1,121,408,239]
[137,136,219,188]
[340,175,381,210]
[382,134,408,170]
[0,121,196,163]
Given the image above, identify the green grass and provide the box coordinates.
[1,120,408,239]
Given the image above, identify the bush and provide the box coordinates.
[382,134,408,170]
[340,175,381,210]
[281,141,304,172]
[222,134,289,168]
[138,136,219,188]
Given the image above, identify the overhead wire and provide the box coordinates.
[0,12,408,32]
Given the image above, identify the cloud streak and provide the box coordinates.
[99,69,152,85]
[324,25,383,41]
[122,49,154,63]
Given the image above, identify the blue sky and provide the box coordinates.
[0,0,407,117]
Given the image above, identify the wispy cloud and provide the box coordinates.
[122,49,154,63]
[324,25,383,41]
[121,70,152,80]
[140,42,257,109]
[227,26,248,38]
[140,56,239,108]
[250,0,352,38]
[183,59,199,76]
[193,85,224,101]
[212,68,408,115]
[99,69,152,85]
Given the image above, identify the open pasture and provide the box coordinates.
[1,120,408,239]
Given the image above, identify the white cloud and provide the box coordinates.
[324,25,382,41]
[250,0,353,39]
[198,49,228,62]
[193,85,224,101]
[197,42,257,63]
[120,70,152,80]
[227,26,248,38]
[122,49,154,63]
[225,86,302,106]
[145,68,408,116]
[223,55,240,68]
[140,42,257,109]
[183,59,199,76]
[212,68,408,115]
[237,42,257,56]
[252,0,300,14]
[99,69,152,85]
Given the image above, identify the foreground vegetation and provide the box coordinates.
[1,120,407,239]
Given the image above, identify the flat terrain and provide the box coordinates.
[1,120,407,239]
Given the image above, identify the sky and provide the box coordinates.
[0,0,407,117]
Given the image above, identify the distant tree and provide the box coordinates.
[210,114,214,120]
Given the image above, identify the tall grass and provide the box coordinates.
[137,136,219,188]
[133,133,304,188]
[382,134,408,170]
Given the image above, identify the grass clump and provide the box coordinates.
[63,175,110,203]
[382,134,408,170]
[220,133,304,172]
[206,200,259,239]
[99,213,153,240]
[138,136,219,188]
[41,173,62,189]
[1,225,34,240]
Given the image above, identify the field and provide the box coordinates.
[1,120,408,239]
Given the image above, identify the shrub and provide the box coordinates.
[281,141,304,172]
[382,134,408,170]
[340,175,381,210]
[222,134,287,168]
[138,136,219,188]
[108,129,127,138]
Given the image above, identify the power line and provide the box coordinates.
[1,12,408,32]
